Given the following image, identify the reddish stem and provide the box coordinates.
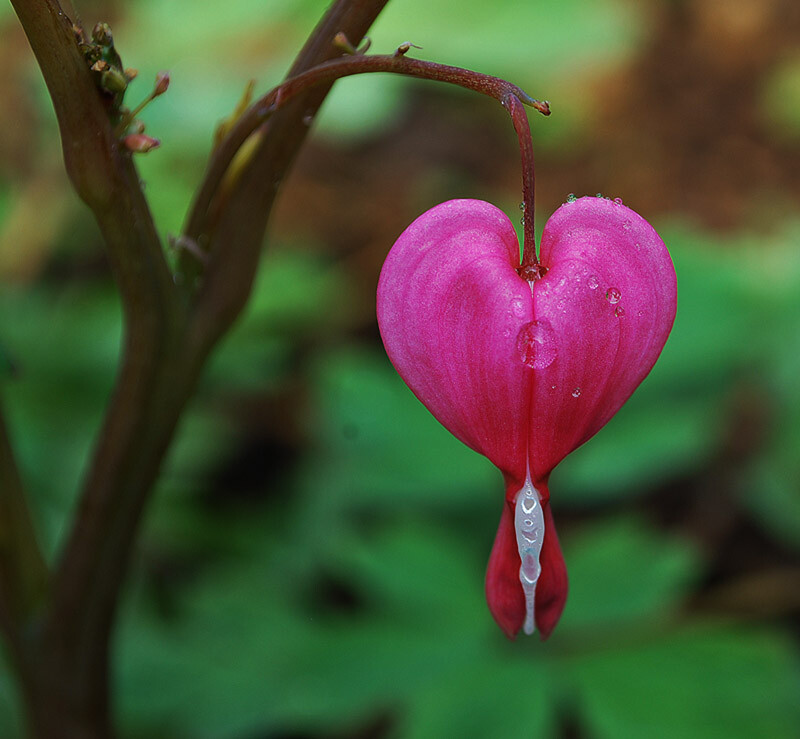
[186,45,549,266]
[503,93,539,271]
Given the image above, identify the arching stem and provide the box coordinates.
[185,40,549,266]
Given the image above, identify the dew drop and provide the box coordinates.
[595,192,603,198]
[566,192,577,203]
[606,287,621,304]
[615,305,626,317]
[516,320,557,369]
[572,387,581,398]
[622,220,632,231]
[519,201,525,211]
[613,197,623,206]
[520,216,526,227]
[511,297,526,318]
[587,275,599,290]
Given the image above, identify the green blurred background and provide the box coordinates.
[2,0,800,736]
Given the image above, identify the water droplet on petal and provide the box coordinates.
[588,275,599,290]
[566,192,576,203]
[511,297,526,317]
[596,192,603,198]
[613,197,623,206]
[606,287,621,304]
[622,220,631,231]
[572,387,581,398]
[516,320,557,369]
[615,305,626,317]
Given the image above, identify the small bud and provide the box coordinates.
[333,32,357,54]
[394,41,422,57]
[92,22,113,47]
[72,23,88,44]
[123,133,160,153]
[125,68,139,82]
[101,68,128,94]
[153,71,170,96]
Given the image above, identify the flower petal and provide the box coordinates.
[377,199,532,487]
[485,479,567,639]
[377,196,675,640]
[527,196,677,479]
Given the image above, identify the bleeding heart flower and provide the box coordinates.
[377,196,677,639]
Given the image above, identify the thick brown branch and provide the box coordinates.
[10,1,392,735]
[10,1,177,733]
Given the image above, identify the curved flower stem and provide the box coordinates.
[184,43,549,266]
[503,93,540,272]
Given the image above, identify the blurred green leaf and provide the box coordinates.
[558,517,698,633]
[0,285,121,556]
[302,347,497,515]
[566,626,800,739]
[735,223,800,548]
[202,246,355,392]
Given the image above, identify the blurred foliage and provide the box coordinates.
[2,0,800,738]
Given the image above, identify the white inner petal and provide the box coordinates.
[514,476,544,635]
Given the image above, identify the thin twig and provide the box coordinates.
[10,0,178,729]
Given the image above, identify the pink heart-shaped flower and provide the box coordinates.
[377,196,677,639]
